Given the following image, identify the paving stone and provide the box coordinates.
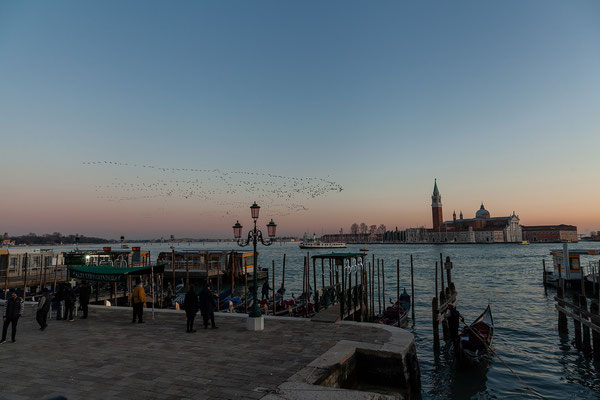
[0,308,390,399]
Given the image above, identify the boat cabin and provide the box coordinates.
[63,247,150,268]
[0,248,62,278]
[548,244,600,288]
[156,250,261,281]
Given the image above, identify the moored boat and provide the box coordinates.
[458,305,494,364]
[375,289,411,328]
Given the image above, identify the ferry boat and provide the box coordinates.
[299,235,346,249]
[156,249,268,283]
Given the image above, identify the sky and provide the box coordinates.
[1,1,599,238]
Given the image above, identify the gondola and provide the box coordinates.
[375,290,410,328]
[458,305,494,364]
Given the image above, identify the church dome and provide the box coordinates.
[476,203,490,219]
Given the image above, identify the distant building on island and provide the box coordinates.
[401,180,523,243]
[522,225,578,243]
[321,179,578,244]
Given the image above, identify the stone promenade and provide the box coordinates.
[0,306,390,400]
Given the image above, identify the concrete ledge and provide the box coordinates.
[266,321,421,399]
[262,381,395,400]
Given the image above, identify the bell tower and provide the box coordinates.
[431,179,443,231]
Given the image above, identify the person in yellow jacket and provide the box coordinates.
[132,278,146,323]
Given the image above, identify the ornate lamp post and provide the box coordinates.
[233,202,277,329]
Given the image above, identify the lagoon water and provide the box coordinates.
[27,241,600,399]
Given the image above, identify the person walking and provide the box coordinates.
[132,278,146,323]
[63,284,76,321]
[199,282,217,329]
[36,288,52,330]
[184,286,199,333]
[79,280,92,319]
[1,290,24,344]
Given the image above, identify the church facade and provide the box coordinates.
[403,180,523,243]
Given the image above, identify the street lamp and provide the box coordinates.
[233,202,277,328]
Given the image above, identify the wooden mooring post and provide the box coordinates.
[573,295,582,349]
[410,255,415,312]
[396,260,400,319]
[555,294,600,359]
[377,259,381,316]
[432,256,458,349]
[381,259,385,309]
[440,288,449,340]
[591,301,600,360]
[435,262,438,303]
[557,287,568,333]
[439,253,444,295]
[542,259,547,287]
[580,295,592,354]
[432,296,439,351]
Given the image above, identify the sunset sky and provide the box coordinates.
[1,1,599,238]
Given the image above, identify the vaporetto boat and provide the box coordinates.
[298,240,346,249]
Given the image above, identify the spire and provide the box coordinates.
[480,202,485,209]
[433,178,439,195]
[460,211,463,219]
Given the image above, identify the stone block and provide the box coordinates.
[246,316,264,331]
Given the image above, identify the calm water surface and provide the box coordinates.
[33,242,600,399]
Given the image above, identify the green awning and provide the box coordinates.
[68,265,165,283]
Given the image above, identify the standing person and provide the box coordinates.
[261,280,272,300]
[1,290,24,344]
[184,286,199,333]
[199,282,217,329]
[79,280,92,319]
[63,284,76,322]
[132,278,146,323]
[36,288,52,330]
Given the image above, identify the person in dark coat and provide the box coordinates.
[184,286,199,333]
[261,281,272,300]
[79,281,92,319]
[36,288,52,330]
[1,290,24,343]
[63,284,76,322]
[199,283,217,329]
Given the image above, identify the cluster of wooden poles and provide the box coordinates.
[296,253,416,321]
[555,285,600,360]
[431,253,457,351]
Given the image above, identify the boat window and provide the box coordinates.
[570,257,580,270]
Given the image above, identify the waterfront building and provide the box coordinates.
[522,225,578,243]
[404,181,523,243]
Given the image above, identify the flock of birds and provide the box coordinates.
[83,161,343,218]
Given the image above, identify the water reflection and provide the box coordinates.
[449,362,490,399]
